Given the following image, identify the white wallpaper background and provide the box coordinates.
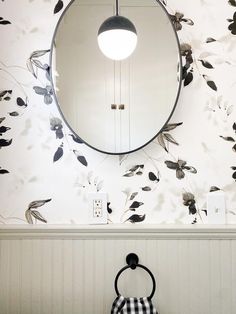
[0,0,235,225]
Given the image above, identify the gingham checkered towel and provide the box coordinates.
[111,296,158,314]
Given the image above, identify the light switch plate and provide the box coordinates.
[207,191,226,224]
[88,193,107,224]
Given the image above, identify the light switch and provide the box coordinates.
[207,191,226,224]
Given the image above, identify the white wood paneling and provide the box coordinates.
[0,226,236,314]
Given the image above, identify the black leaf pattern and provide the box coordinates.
[31,59,45,70]
[199,59,214,69]
[228,12,236,35]
[203,75,217,91]
[130,192,138,200]
[9,111,19,116]
[182,166,197,174]
[25,209,47,224]
[162,122,183,132]
[141,186,151,191]
[123,165,144,177]
[25,199,51,224]
[77,156,87,166]
[0,126,10,135]
[96,180,103,192]
[220,136,235,142]
[180,43,195,87]
[16,97,27,107]
[232,167,236,181]
[0,90,8,98]
[73,150,88,166]
[184,71,193,86]
[107,202,112,214]
[189,203,197,215]
[27,60,36,78]
[0,90,12,101]
[210,186,220,192]
[165,160,177,169]
[129,201,144,209]
[25,209,33,224]
[125,214,146,223]
[220,124,236,154]
[233,123,236,132]
[206,37,216,43]
[28,199,51,210]
[182,63,190,79]
[176,168,185,179]
[53,146,63,162]
[157,134,167,152]
[208,80,218,91]
[129,165,140,172]
[30,50,50,59]
[27,49,50,78]
[0,18,11,25]
[148,172,159,182]
[69,134,83,144]
[181,18,194,26]
[123,172,134,177]
[54,0,64,14]
[0,117,5,124]
[229,0,236,7]
[0,167,9,174]
[30,210,47,223]
[163,133,178,145]
[0,138,12,148]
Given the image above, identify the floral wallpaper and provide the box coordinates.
[0,0,235,225]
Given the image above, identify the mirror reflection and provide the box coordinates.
[51,0,181,154]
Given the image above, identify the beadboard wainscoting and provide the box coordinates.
[0,225,236,314]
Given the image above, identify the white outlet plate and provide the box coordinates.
[207,191,226,224]
[88,193,107,224]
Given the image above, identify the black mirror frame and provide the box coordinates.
[49,0,182,155]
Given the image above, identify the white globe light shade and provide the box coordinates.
[97,15,137,61]
[98,29,137,61]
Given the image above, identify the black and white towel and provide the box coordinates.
[111,296,158,314]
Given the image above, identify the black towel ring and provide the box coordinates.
[114,253,156,300]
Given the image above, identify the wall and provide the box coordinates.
[0,0,236,225]
[0,227,236,314]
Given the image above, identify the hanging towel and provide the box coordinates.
[111,295,158,314]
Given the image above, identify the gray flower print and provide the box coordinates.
[50,117,64,139]
[170,12,194,31]
[165,159,197,179]
[33,85,53,105]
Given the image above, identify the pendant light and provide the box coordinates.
[97,0,137,61]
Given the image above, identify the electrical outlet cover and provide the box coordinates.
[88,193,108,224]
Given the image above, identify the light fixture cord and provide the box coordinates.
[116,0,119,16]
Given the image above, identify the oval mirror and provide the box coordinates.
[50,0,182,154]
